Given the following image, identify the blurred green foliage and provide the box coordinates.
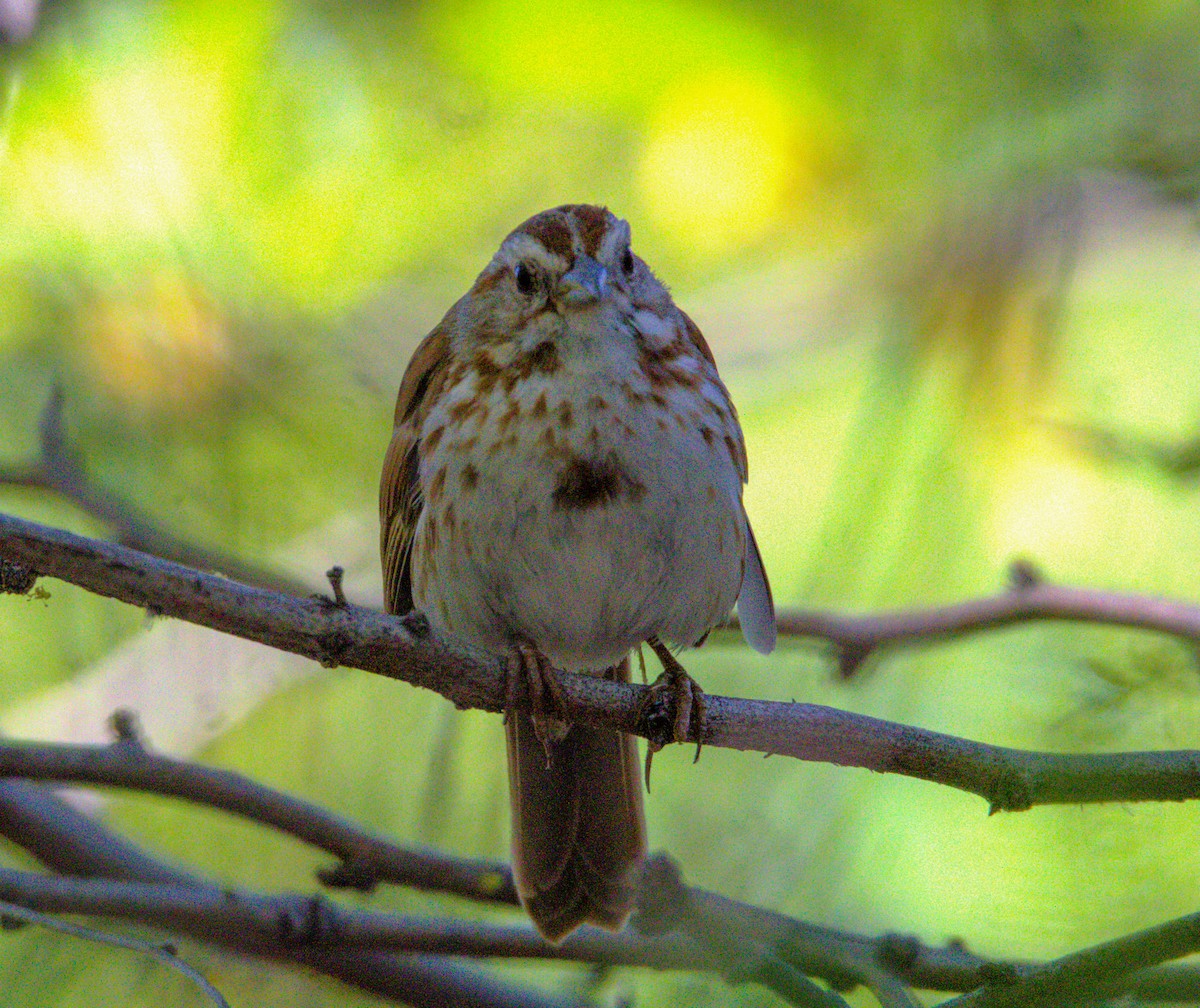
[5,1,1200,1005]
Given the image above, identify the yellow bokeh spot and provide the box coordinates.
[83,271,231,412]
[984,432,1105,569]
[7,50,228,244]
[637,73,801,260]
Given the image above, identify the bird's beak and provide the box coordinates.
[557,254,608,307]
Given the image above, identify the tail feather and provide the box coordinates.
[506,657,646,943]
[738,514,776,654]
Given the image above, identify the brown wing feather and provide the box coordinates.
[380,323,453,615]
[678,310,774,649]
[679,309,749,480]
[679,309,717,368]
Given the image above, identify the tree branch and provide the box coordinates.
[938,907,1200,1007]
[13,395,1200,684]
[0,731,518,904]
[0,389,308,597]
[735,565,1200,676]
[6,510,1200,814]
[0,779,588,1008]
[3,830,1200,1005]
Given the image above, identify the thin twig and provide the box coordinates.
[730,575,1200,676]
[0,389,308,596]
[938,908,1200,1007]
[0,736,518,904]
[0,899,231,1008]
[6,511,1200,814]
[0,780,586,1008]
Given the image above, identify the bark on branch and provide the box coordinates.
[5,510,1200,813]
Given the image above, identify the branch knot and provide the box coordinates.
[0,559,37,595]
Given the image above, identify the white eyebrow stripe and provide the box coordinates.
[501,234,571,270]
[600,218,632,260]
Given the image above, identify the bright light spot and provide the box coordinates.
[986,435,1105,567]
[7,52,227,243]
[637,73,801,261]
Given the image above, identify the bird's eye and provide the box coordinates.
[621,247,635,276]
[514,262,536,295]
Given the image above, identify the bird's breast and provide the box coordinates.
[410,345,746,669]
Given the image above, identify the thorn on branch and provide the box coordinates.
[315,566,347,608]
[1007,558,1043,592]
[317,631,353,669]
[836,640,875,679]
[400,610,430,638]
[876,932,922,973]
[0,559,37,596]
[986,769,1034,815]
[108,709,145,749]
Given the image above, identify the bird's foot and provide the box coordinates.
[639,637,708,788]
[505,640,571,767]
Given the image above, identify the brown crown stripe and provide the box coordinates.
[564,204,611,257]
[520,214,574,260]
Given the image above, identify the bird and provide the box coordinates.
[380,204,775,942]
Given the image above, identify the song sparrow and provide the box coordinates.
[380,204,775,942]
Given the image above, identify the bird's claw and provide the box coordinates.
[638,637,708,789]
[505,640,570,767]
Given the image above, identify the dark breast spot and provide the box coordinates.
[505,340,562,391]
[526,340,560,375]
[552,453,647,511]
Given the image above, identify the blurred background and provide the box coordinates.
[3,1,1200,1004]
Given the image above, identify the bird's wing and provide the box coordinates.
[380,322,453,615]
[680,309,775,653]
[738,517,776,654]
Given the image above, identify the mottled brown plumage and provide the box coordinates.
[381,205,774,941]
